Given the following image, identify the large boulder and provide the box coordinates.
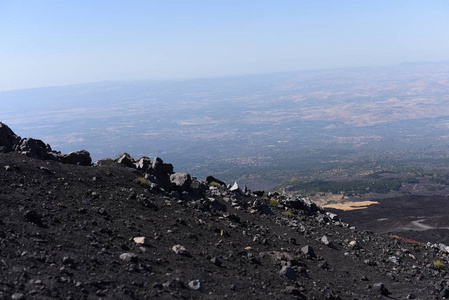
[61,150,92,166]
[116,153,134,167]
[0,122,20,152]
[134,156,151,170]
[14,138,49,159]
[152,157,174,174]
[170,173,192,190]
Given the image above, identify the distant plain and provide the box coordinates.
[3,62,449,196]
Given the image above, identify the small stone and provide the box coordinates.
[364,259,376,266]
[279,266,297,281]
[321,235,330,245]
[373,282,390,296]
[326,212,339,221]
[62,256,77,269]
[188,279,204,292]
[318,260,329,269]
[349,240,358,248]
[97,207,107,215]
[210,257,222,266]
[301,245,315,257]
[119,252,138,262]
[172,245,190,256]
[284,286,305,297]
[389,256,400,265]
[11,293,25,300]
[133,236,147,245]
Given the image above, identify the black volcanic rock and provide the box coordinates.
[0,122,20,152]
[60,150,92,166]
[0,122,91,165]
[14,137,49,159]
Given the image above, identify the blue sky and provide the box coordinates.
[1,0,449,91]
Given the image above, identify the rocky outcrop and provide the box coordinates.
[0,122,91,165]
[170,172,192,190]
[14,137,49,159]
[0,122,20,152]
[117,153,134,167]
[60,150,92,166]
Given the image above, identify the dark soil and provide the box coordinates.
[2,151,449,300]
[329,195,449,244]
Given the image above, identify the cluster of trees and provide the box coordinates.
[289,178,402,196]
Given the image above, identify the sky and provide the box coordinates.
[1,0,449,91]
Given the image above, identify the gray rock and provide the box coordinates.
[388,256,400,265]
[326,212,339,221]
[301,245,315,257]
[134,156,151,170]
[116,153,134,167]
[61,150,92,166]
[210,257,222,266]
[152,157,174,174]
[284,286,305,298]
[230,182,243,195]
[188,279,204,292]
[170,172,192,190]
[321,235,330,245]
[14,137,49,159]
[321,235,335,248]
[373,282,390,295]
[172,244,190,256]
[279,266,297,281]
[11,293,25,300]
[364,259,377,266]
[62,256,77,269]
[119,252,138,262]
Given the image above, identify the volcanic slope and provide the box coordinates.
[1,126,449,299]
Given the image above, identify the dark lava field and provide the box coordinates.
[2,122,449,299]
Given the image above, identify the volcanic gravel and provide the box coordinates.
[2,152,449,299]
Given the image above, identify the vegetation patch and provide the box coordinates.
[287,178,402,196]
[209,181,222,187]
[134,177,152,188]
[269,199,280,206]
[433,260,444,270]
[281,211,295,217]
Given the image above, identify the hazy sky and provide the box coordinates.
[1,0,449,91]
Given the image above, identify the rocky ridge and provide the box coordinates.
[1,122,449,299]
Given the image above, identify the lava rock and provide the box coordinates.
[24,210,43,226]
[373,282,390,296]
[170,172,192,190]
[0,122,20,152]
[301,245,316,257]
[61,150,92,166]
[279,266,297,281]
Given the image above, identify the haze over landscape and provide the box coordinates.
[2,1,449,186]
[1,0,449,91]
